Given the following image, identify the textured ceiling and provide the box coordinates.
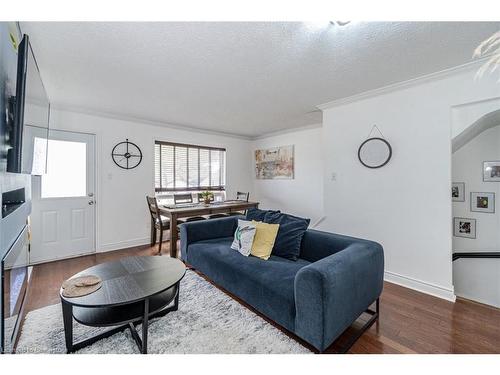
[20,22,500,138]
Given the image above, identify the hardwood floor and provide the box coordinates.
[23,242,500,354]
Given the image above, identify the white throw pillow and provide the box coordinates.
[231,219,257,256]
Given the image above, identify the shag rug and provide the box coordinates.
[16,270,311,354]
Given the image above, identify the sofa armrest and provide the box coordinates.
[294,241,384,351]
[180,216,240,261]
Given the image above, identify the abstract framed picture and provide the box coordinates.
[483,161,500,182]
[451,182,465,202]
[453,217,476,239]
[470,192,495,213]
[255,145,294,180]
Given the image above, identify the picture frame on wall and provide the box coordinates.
[453,217,476,239]
[451,182,465,202]
[255,145,294,180]
[470,192,495,213]
[483,161,500,182]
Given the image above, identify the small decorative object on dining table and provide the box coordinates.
[200,191,214,205]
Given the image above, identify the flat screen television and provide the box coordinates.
[2,33,49,175]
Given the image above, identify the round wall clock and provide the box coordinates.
[358,137,392,169]
[111,139,143,170]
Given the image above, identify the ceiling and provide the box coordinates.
[20,22,500,138]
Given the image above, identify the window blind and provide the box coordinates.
[155,141,226,192]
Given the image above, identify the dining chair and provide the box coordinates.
[227,191,250,216]
[203,191,230,219]
[236,191,250,201]
[173,193,206,222]
[208,191,250,219]
[146,195,177,255]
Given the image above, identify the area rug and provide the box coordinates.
[16,270,311,354]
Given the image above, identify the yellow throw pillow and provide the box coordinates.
[250,220,280,260]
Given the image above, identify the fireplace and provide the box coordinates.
[1,225,29,353]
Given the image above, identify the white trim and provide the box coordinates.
[317,57,493,111]
[29,250,96,266]
[51,103,253,141]
[97,237,150,253]
[384,270,456,302]
[252,123,323,140]
[450,95,500,110]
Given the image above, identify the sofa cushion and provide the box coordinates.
[245,208,280,222]
[263,212,311,261]
[231,219,257,256]
[186,237,310,332]
[250,220,280,260]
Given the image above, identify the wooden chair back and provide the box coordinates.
[146,196,160,222]
[236,191,250,201]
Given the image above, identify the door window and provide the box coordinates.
[41,139,87,198]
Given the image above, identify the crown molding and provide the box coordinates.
[50,104,254,141]
[317,56,495,111]
[252,122,323,140]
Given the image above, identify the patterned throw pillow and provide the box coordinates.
[231,219,257,256]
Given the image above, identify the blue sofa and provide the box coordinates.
[180,216,384,352]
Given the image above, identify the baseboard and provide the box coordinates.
[384,271,456,302]
[98,237,150,252]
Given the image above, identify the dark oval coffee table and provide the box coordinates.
[60,256,185,354]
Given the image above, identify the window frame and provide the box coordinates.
[154,140,226,192]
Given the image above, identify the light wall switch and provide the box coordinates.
[331,172,337,181]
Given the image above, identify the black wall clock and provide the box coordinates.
[111,139,143,170]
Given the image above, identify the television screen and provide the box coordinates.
[0,23,20,173]
[2,32,49,175]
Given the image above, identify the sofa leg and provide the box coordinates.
[336,298,380,354]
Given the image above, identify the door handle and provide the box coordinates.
[88,200,94,205]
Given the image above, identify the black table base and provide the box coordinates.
[61,284,180,354]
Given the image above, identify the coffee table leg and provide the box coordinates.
[61,299,73,353]
[142,298,149,354]
[173,284,180,311]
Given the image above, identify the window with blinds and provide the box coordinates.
[154,141,226,192]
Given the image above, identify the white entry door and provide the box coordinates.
[30,129,96,264]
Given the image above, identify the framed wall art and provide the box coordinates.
[452,182,465,202]
[453,217,476,239]
[470,192,495,213]
[255,145,294,180]
[483,161,500,182]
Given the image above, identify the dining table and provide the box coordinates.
[158,200,259,258]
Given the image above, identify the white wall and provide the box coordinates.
[453,258,500,307]
[251,126,324,222]
[319,63,500,301]
[48,109,253,252]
